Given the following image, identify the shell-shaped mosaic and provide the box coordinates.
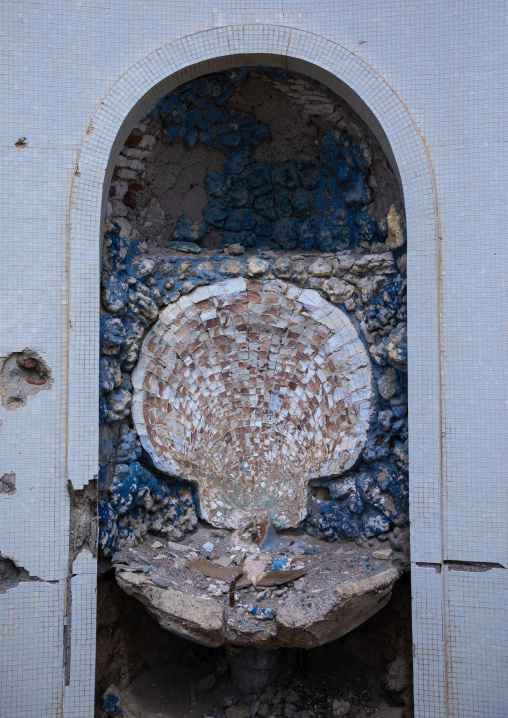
[132,278,373,529]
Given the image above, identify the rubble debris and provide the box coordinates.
[186,559,243,582]
[255,569,307,587]
[114,525,401,649]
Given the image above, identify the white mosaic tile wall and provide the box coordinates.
[0,3,505,717]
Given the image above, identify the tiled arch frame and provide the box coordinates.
[68,24,443,716]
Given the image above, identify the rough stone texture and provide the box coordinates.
[69,480,98,562]
[99,434,198,553]
[108,68,402,256]
[132,279,373,529]
[227,647,282,694]
[117,572,224,644]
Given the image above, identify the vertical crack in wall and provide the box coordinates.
[63,574,72,687]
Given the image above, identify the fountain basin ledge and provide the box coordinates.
[113,529,402,649]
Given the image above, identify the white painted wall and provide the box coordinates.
[0,3,506,717]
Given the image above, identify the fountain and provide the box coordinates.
[112,278,400,649]
[98,65,407,671]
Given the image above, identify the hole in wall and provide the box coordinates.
[69,479,99,563]
[0,472,16,495]
[0,349,52,410]
[0,555,22,593]
[97,66,410,718]
[0,554,42,593]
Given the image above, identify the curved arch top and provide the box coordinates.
[71,24,438,227]
[67,23,442,569]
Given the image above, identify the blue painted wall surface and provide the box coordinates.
[149,69,382,253]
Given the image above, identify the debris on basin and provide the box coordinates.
[251,569,307,588]
[254,516,280,553]
[114,523,402,649]
[249,606,275,621]
[270,557,293,570]
[186,559,241,581]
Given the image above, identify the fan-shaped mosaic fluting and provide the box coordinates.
[132,278,373,529]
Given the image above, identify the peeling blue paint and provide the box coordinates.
[97,459,197,555]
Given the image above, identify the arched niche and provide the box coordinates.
[68,24,442,578]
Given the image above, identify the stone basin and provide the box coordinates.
[113,527,401,650]
[131,278,373,530]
